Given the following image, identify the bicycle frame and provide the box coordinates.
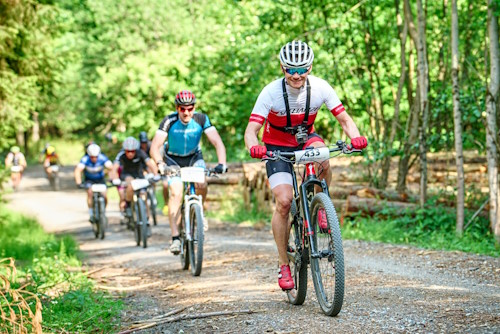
[290,161,330,260]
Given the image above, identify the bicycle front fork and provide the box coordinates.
[184,194,204,241]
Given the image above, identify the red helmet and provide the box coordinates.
[175,90,196,106]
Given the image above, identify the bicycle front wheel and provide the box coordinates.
[180,215,189,270]
[98,197,106,240]
[148,189,158,226]
[133,203,141,246]
[188,203,204,276]
[309,192,344,316]
[138,198,148,248]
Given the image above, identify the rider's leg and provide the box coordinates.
[118,187,126,211]
[195,182,208,210]
[167,180,183,237]
[86,188,93,208]
[11,173,21,190]
[162,179,169,214]
[271,184,293,266]
[124,176,134,203]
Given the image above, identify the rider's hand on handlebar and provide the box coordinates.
[157,161,167,175]
[350,136,368,150]
[214,163,227,174]
[250,145,267,159]
[77,183,85,189]
[112,178,121,186]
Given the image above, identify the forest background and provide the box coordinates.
[1,0,500,242]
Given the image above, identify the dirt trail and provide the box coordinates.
[5,166,500,333]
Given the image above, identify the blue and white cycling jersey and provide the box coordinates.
[78,153,112,181]
[158,112,214,157]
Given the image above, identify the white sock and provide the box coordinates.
[89,208,93,216]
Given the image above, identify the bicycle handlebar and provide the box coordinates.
[262,140,362,162]
[160,166,223,178]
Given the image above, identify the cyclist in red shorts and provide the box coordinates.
[244,40,367,290]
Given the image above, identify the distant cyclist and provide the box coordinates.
[139,131,151,156]
[110,137,157,217]
[43,145,61,179]
[150,90,227,255]
[74,144,113,222]
[5,146,27,191]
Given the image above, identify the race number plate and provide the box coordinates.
[91,184,107,193]
[180,167,205,183]
[131,178,150,191]
[294,147,330,164]
[10,166,22,173]
[50,165,59,172]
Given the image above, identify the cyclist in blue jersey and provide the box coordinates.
[150,90,227,255]
[74,144,113,220]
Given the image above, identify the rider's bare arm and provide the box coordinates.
[74,164,85,184]
[145,158,158,175]
[150,130,167,163]
[244,121,263,150]
[335,112,361,139]
[109,162,120,180]
[205,128,227,165]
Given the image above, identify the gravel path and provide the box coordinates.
[5,166,500,333]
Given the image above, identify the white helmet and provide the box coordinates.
[87,144,101,157]
[122,137,139,151]
[279,40,314,68]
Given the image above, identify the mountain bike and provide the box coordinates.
[47,164,60,191]
[165,166,220,276]
[145,173,158,226]
[126,176,160,248]
[261,140,361,316]
[81,182,114,240]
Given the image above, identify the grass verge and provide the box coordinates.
[341,199,499,257]
[0,206,122,333]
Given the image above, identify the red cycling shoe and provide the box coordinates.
[278,265,294,290]
[318,208,329,231]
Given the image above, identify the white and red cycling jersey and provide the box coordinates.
[249,75,345,147]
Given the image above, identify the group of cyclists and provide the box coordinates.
[6,41,368,292]
[4,143,61,191]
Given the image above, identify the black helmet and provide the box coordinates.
[139,131,148,143]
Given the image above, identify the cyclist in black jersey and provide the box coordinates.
[110,137,157,215]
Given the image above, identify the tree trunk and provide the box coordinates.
[397,82,420,193]
[486,0,499,241]
[404,0,429,207]
[451,0,464,235]
[32,111,40,144]
[381,0,407,190]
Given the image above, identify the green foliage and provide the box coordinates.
[42,287,123,333]
[342,200,499,257]
[0,206,123,332]
[206,187,270,225]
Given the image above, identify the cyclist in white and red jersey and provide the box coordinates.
[244,40,367,291]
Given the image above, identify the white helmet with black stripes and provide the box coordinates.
[279,40,314,68]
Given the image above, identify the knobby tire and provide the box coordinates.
[138,198,148,248]
[286,200,308,305]
[180,213,190,270]
[148,189,158,226]
[98,197,106,239]
[134,202,141,246]
[309,192,345,316]
[188,203,204,276]
[92,198,99,238]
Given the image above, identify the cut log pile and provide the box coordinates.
[231,151,492,222]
